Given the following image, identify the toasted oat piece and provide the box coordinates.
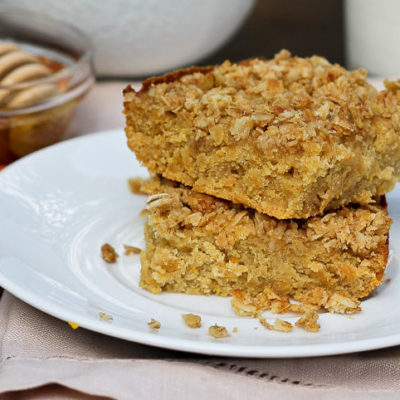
[259,317,293,333]
[128,177,147,195]
[124,244,142,255]
[147,318,161,330]
[98,312,113,322]
[295,311,320,332]
[124,51,400,219]
[101,243,119,263]
[182,313,201,328]
[209,324,230,338]
[139,177,391,313]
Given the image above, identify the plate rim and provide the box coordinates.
[1,129,400,358]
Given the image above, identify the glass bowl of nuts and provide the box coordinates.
[0,8,94,165]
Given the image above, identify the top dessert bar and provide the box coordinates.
[124,50,400,219]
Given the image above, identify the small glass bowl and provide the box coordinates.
[0,7,94,165]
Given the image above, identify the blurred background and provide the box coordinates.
[202,0,344,69]
[2,0,344,78]
[3,0,400,78]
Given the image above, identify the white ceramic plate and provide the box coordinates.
[1,129,400,358]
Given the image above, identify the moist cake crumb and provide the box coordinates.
[101,243,119,263]
[182,313,201,328]
[209,324,230,338]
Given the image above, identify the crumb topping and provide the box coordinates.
[141,176,391,257]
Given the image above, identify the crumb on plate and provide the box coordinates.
[295,311,320,332]
[124,244,142,255]
[259,317,293,332]
[98,312,113,322]
[182,313,201,328]
[148,318,161,330]
[101,243,119,263]
[209,324,230,338]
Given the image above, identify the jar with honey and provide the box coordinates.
[0,8,94,165]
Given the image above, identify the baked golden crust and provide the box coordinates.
[138,176,391,313]
[124,50,400,219]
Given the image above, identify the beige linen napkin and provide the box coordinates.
[2,81,400,400]
[1,291,400,399]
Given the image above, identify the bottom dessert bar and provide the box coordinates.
[138,177,392,313]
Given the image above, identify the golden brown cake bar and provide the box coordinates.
[139,177,391,313]
[124,50,400,219]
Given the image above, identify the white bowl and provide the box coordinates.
[345,0,400,77]
[6,0,255,77]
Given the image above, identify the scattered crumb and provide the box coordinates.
[254,326,258,330]
[231,288,318,318]
[128,177,147,194]
[98,312,113,322]
[124,244,142,255]
[348,316,355,320]
[295,311,320,332]
[232,327,238,333]
[259,317,293,332]
[148,318,161,330]
[209,324,230,338]
[325,293,361,314]
[385,278,391,284]
[101,243,119,263]
[68,321,79,330]
[182,313,201,328]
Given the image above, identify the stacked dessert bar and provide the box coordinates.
[124,50,400,314]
